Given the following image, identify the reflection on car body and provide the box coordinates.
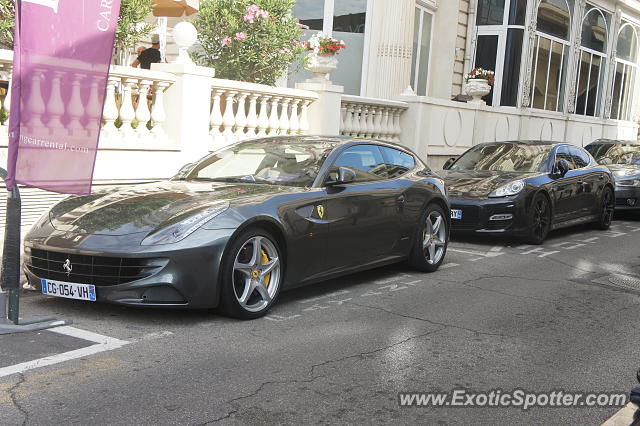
[439,141,615,244]
[586,139,640,210]
[24,136,450,319]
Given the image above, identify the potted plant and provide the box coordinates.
[303,32,346,83]
[464,67,495,104]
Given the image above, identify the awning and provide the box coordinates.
[153,0,199,17]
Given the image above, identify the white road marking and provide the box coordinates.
[440,263,459,269]
[0,326,129,378]
[490,246,503,252]
[601,403,639,426]
[448,248,504,258]
[137,331,174,341]
[520,247,560,258]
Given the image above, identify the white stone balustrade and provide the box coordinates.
[340,95,408,142]
[0,50,176,146]
[208,78,318,149]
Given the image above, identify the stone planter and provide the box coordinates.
[465,78,492,104]
[305,52,338,84]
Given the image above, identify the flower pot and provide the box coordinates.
[465,78,492,104]
[305,52,338,84]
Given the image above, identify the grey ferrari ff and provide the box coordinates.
[24,136,450,319]
[585,139,640,210]
[439,141,615,244]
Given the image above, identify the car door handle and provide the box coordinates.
[396,195,406,205]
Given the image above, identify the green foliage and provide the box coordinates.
[0,0,14,49]
[194,0,305,86]
[115,0,155,51]
[0,0,153,51]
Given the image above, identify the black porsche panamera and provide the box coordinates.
[439,141,615,244]
[585,139,640,211]
[24,136,450,319]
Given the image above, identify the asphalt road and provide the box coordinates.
[1,213,640,426]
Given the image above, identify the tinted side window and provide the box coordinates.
[555,146,576,170]
[330,145,388,183]
[380,146,416,178]
[569,146,591,169]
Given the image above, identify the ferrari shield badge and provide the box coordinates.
[317,205,325,219]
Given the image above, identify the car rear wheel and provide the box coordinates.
[523,193,551,245]
[408,204,448,272]
[219,229,282,319]
[593,186,615,230]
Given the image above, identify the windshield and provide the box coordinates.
[183,139,335,187]
[449,143,551,172]
[585,143,640,166]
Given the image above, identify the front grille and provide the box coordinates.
[450,205,480,230]
[26,248,161,287]
[616,197,637,207]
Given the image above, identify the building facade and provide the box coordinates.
[288,0,640,166]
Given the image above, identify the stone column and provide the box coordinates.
[363,0,415,99]
[295,81,344,136]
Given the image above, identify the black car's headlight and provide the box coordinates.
[616,179,640,187]
[141,201,230,246]
[489,180,525,198]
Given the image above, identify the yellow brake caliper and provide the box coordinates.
[261,250,271,287]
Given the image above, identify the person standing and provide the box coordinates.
[131,34,162,69]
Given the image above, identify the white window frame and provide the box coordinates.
[611,23,639,121]
[293,0,371,96]
[530,0,572,112]
[410,4,435,96]
[472,0,526,106]
[574,6,609,117]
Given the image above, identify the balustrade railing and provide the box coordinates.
[0,50,176,146]
[208,78,319,148]
[340,95,408,142]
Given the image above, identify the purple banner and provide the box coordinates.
[7,0,122,194]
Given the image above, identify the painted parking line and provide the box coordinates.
[601,403,639,426]
[0,326,129,378]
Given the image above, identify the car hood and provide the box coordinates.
[46,181,297,236]
[439,170,537,198]
[607,164,640,181]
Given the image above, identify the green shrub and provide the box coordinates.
[194,0,305,86]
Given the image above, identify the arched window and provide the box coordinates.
[575,7,610,117]
[530,0,573,111]
[611,23,639,120]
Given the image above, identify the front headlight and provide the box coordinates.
[489,180,525,198]
[616,179,640,187]
[141,201,230,246]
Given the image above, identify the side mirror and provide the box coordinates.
[443,157,457,170]
[554,159,570,177]
[326,167,356,186]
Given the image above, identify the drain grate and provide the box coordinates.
[608,274,640,291]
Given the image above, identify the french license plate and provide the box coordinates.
[451,209,463,220]
[41,279,96,302]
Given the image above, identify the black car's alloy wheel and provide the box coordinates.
[409,204,448,272]
[594,186,615,230]
[220,229,282,319]
[524,193,551,245]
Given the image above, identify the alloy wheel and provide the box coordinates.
[601,188,615,227]
[232,236,281,313]
[423,211,447,265]
[533,196,550,240]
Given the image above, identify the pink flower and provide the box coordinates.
[258,10,269,18]
[243,14,254,23]
[221,36,232,46]
[235,32,247,41]
[247,4,260,14]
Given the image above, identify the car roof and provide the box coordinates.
[476,140,565,146]
[239,135,414,151]
[588,138,640,145]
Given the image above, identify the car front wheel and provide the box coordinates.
[219,229,283,319]
[523,193,551,245]
[593,186,615,230]
[408,204,448,272]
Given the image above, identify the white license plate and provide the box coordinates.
[451,209,463,220]
[41,279,96,301]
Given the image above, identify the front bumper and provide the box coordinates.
[449,196,528,236]
[23,228,235,309]
[614,185,640,210]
